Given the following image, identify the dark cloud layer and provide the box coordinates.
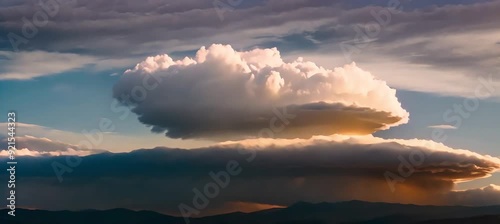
[1,0,499,92]
[1,0,498,59]
[2,136,498,216]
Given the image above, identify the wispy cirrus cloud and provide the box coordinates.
[2,0,499,98]
[0,51,144,80]
[0,51,96,80]
[428,125,457,130]
[0,122,208,152]
[0,135,106,157]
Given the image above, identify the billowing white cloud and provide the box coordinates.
[113,44,409,140]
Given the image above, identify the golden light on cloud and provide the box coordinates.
[224,201,285,213]
[113,44,409,140]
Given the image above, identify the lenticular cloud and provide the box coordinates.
[113,44,409,139]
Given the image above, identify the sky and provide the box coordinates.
[0,0,499,217]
